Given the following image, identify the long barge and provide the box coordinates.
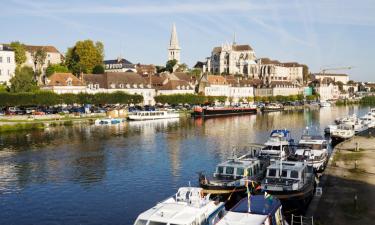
[191,106,257,118]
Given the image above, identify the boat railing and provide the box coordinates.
[263,178,301,191]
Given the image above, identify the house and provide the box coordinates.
[311,73,349,84]
[269,81,302,96]
[23,45,63,72]
[257,58,304,85]
[42,73,86,94]
[150,72,195,96]
[84,72,156,105]
[312,78,340,101]
[0,44,16,84]
[104,58,136,73]
[136,64,157,76]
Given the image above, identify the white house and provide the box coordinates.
[0,44,16,85]
[257,58,304,85]
[270,81,302,96]
[23,45,63,71]
[42,73,86,94]
[314,82,340,101]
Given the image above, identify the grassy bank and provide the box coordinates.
[0,123,45,132]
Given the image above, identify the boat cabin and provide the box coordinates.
[297,135,327,150]
[133,111,168,117]
[214,157,261,179]
[133,187,226,225]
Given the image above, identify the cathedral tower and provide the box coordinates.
[168,23,181,64]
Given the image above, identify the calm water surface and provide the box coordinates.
[0,106,370,225]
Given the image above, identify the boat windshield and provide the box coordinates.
[297,144,324,150]
[148,221,167,225]
[134,220,148,225]
[263,146,281,150]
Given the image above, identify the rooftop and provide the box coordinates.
[46,73,85,87]
[24,45,61,54]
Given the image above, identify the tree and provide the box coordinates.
[31,48,47,83]
[302,64,309,84]
[65,40,104,75]
[46,64,69,77]
[10,41,27,66]
[0,84,8,92]
[92,64,105,74]
[156,65,166,73]
[165,59,178,73]
[9,66,39,93]
[189,68,202,78]
[176,63,188,72]
[335,81,344,91]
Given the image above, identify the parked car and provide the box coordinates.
[26,107,36,114]
[32,111,46,115]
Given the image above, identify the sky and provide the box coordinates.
[1,0,375,81]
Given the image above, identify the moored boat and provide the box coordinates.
[261,103,284,112]
[128,110,180,121]
[319,101,331,107]
[331,124,355,144]
[94,118,124,125]
[259,130,295,160]
[261,161,315,215]
[133,187,226,225]
[191,106,257,118]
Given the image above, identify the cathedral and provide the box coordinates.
[168,23,181,64]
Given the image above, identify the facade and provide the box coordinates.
[84,72,155,105]
[257,58,303,85]
[136,64,157,76]
[314,82,340,101]
[168,23,181,64]
[269,81,302,96]
[104,58,137,73]
[150,72,195,96]
[312,73,349,84]
[42,73,86,94]
[205,42,257,76]
[23,45,63,72]
[0,44,16,84]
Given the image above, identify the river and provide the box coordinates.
[0,106,371,225]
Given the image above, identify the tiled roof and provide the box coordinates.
[83,74,108,88]
[259,58,281,65]
[136,64,156,75]
[269,81,295,87]
[173,72,193,82]
[207,75,227,85]
[84,72,151,89]
[212,44,253,53]
[25,45,61,53]
[157,80,193,90]
[46,73,85,86]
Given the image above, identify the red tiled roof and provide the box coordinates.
[207,75,227,85]
[24,45,61,54]
[46,73,85,86]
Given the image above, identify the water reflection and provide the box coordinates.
[0,106,371,225]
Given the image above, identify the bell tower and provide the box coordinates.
[168,23,181,64]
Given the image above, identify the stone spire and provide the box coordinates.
[168,23,181,64]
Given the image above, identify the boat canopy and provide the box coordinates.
[231,195,281,215]
[270,130,290,138]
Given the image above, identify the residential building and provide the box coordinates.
[205,42,257,76]
[313,78,340,101]
[257,58,304,85]
[269,81,302,96]
[0,44,16,84]
[150,72,195,96]
[23,45,63,72]
[84,72,155,105]
[311,73,349,84]
[104,57,136,73]
[136,64,156,76]
[42,73,86,94]
[168,23,181,64]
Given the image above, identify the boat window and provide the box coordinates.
[281,170,288,178]
[217,166,224,174]
[237,167,244,176]
[135,220,148,225]
[291,170,299,179]
[225,167,234,175]
[148,221,166,225]
[268,169,277,177]
[247,168,253,176]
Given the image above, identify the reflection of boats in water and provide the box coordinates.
[191,106,257,118]
[94,118,125,125]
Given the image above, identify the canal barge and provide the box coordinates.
[191,106,257,118]
[261,161,315,215]
[133,187,226,225]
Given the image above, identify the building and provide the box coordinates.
[23,45,63,72]
[205,42,257,76]
[84,72,155,105]
[311,73,349,84]
[168,23,181,64]
[42,73,86,94]
[136,64,157,76]
[257,58,304,85]
[313,78,340,101]
[150,72,195,96]
[104,57,136,73]
[0,44,16,84]
[269,81,302,96]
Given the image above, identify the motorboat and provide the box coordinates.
[331,124,355,144]
[290,134,329,172]
[261,161,315,215]
[259,130,295,160]
[94,118,124,125]
[324,124,337,135]
[128,111,180,121]
[216,195,287,225]
[319,101,331,107]
[133,187,226,225]
[261,103,284,112]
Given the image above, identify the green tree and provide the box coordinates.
[10,41,27,66]
[165,59,178,73]
[65,40,104,75]
[0,84,8,92]
[9,66,39,93]
[302,64,309,84]
[92,64,105,74]
[30,48,47,83]
[335,81,344,91]
[45,64,69,77]
[176,63,188,72]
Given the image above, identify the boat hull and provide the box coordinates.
[261,107,284,112]
[191,108,257,118]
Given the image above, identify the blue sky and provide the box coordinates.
[1,0,375,81]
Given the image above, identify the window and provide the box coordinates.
[268,169,277,177]
[7,57,10,63]
[281,170,288,178]
[291,170,299,179]
[67,80,72,86]
[148,221,166,225]
[135,220,148,225]
[225,167,234,175]
[217,166,224,174]
[247,168,253,176]
[236,167,244,176]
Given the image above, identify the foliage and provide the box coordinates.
[335,81,344,91]
[176,63,188,72]
[302,64,309,84]
[9,66,39,93]
[10,41,27,66]
[0,91,143,107]
[189,68,201,78]
[92,64,105,74]
[360,96,375,105]
[165,59,178,73]
[45,64,69,77]
[156,65,166,73]
[65,40,104,75]
[31,48,47,74]
[0,84,8,92]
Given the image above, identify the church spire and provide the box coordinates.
[168,23,181,64]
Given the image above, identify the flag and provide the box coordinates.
[247,185,251,213]
[264,191,274,204]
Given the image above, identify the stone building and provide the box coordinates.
[0,44,16,84]
[23,45,63,72]
[257,58,303,85]
[168,23,181,64]
[311,73,349,84]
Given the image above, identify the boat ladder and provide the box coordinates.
[290,214,314,225]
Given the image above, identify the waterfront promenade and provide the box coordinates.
[312,129,375,225]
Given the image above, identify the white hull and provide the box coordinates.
[128,111,180,121]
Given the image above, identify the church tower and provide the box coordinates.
[168,23,181,64]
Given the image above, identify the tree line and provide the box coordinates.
[0,91,143,107]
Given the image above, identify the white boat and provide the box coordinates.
[259,130,295,160]
[324,124,338,135]
[133,187,226,225]
[292,134,329,172]
[128,111,180,121]
[216,195,287,225]
[94,118,124,125]
[319,101,331,107]
[331,124,355,143]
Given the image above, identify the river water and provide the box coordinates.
[0,106,371,225]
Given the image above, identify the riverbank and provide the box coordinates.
[311,131,375,225]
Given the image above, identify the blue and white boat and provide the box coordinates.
[259,130,295,160]
[94,118,124,125]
